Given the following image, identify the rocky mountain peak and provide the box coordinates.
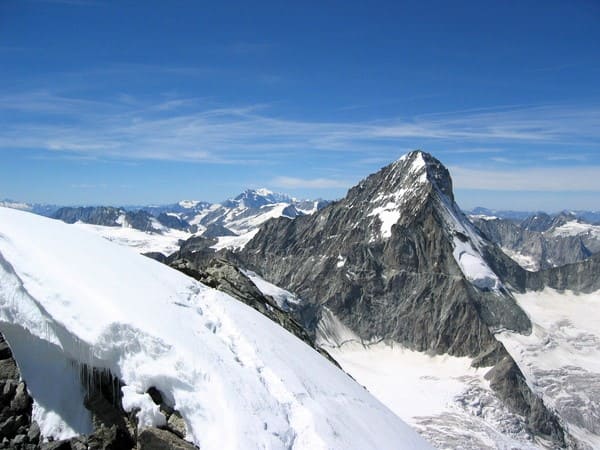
[223,188,294,209]
[394,150,454,201]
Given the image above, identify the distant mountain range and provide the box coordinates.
[1,190,331,254]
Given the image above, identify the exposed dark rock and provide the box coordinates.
[156,213,191,231]
[526,251,600,293]
[0,358,19,380]
[138,428,197,450]
[53,207,122,226]
[53,207,164,233]
[201,223,237,239]
[40,440,72,450]
[143,252,168,264]
[144,387,187,439]
[0,333,40,450]
[485,352,564,443]
[26,422,40,445]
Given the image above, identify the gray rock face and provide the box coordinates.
[235,151,565,446]
[526,251,600,293]
[200,223,237,239]
[53,206,123,226]
[53,207,193,234]
[156,213,191,231]
[484,352,564,443]
[138,428,196,450]
[239,151,529,355]
[471,213,599,271]
[0,333,38,450]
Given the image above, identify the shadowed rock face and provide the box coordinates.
[235,151,566,446]
[471,212,599,271]
[483,241,600,295]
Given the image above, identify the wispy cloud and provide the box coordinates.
[545,154,589,162]
[1,90,599,166]
[450,166,600,191]
[490,157,514,164]
[272,176,350,189]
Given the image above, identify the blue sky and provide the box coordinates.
[1,0,599,211]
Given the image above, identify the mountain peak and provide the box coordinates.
[227,189,294,208]
[349,151,454,223]
[395,150,454,202]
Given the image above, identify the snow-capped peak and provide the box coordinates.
[254,187,275,196]
[178,200,203,209]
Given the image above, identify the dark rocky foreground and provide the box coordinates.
[0,333,197,450]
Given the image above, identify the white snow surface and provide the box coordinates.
[453,237,501,290]
[0,207,431,450]
[211,228,259,251]
[548,220,600,238]
[242,270,301,309]
[501,247,539,272]
[497,288,600,449]
[73,222,189,256]
[434,192,502,291]
[368,202,401,238]
[315,310,543,448]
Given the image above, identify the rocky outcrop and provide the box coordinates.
[0,333,197,450]
[156,213,192,231]
[53,207,123,227]
[0,333,38,449]
[138,428,196,450]
[200,224,236,239]
[483,347,565,444]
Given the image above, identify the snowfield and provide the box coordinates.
[73,221,190,255]
[497,288,600,449]
[0,207,432,450]
[317,309,544,450]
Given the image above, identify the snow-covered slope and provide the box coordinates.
[0,207,432,450]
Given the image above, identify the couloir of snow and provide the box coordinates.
[0,207,431,450]
[436,191,501,291]
[497,288,600,449]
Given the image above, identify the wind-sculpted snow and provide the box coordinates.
[0,207,432,450]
